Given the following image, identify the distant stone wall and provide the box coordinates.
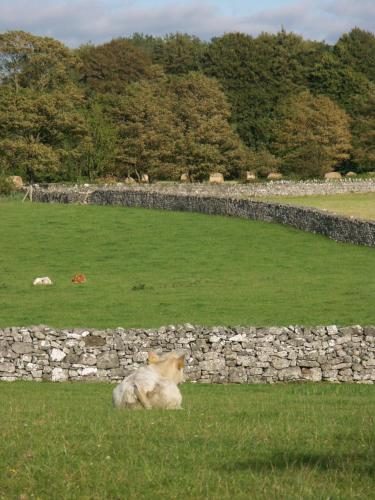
[1,325,375,384]
[33,178,375,198]
[32,186,375,247]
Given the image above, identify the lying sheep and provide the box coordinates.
[112,351,185,410]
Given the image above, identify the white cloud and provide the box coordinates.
[0,0,373,46]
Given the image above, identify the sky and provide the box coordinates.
[0,0,374,47]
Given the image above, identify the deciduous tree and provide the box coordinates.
[78,38,154,94]
[0,30,78,92]
[274,90,352,177]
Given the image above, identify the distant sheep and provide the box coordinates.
[33,277,53,285]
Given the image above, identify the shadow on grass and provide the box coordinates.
[221,450,375,476]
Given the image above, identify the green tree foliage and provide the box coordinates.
[335,28,375,82]
[0,30,78,92]
[79,101,118,180]
[349,87,375,171]
[204,31,326,149]
[247,149,281,178]
[129,32,207,75]
[308,51,371,109]
[274,90,352,177]
[78,38,154,94]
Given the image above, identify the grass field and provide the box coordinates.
[0,382,374,499]
[1,198,375,327]
[262,192,375,220]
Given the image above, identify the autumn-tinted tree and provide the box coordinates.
[0,86,88,181]
[169,72,249,180]
[107,80,179,180]
[274,90,352,177]
[78,38,154,94]
[0,30,78,92]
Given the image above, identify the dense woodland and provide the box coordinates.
[0,28,374,183]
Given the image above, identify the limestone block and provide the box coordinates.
[79,353,97,365]
[0,362,15,373]
[50,348,66,362]
[80,367,98,377]
[97,352,119,369]
[271,357,290,370]
[85,336,106,347]
[200,358,226,372]
[278,367,302,381]
[301,367,322,381]
[297,360,319,367]
[228,367,247,383]
[51,367,68,382]
[12,342,33,354]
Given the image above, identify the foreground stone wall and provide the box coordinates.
[1,325,375,384]
[33,186,375,247]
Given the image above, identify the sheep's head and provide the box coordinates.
[148,351,185,384]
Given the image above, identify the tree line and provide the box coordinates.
[0,28,374,183]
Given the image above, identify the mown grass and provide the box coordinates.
[0,382,374,499]
[262,192,375,220]
[0,198,375,327]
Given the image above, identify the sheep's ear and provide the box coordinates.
[148,352,160,364]
[177,355,185,369]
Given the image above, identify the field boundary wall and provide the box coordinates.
[32,186,375,246]
[1,325,375,384]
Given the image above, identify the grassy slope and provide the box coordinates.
[0,382,374,499]
[0,199,375,327]
[262,193,375,220]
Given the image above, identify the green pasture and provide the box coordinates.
[0,198,375,327]
[1,382,374,499]
[261,192,375,220]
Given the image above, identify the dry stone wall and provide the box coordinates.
[32,185,375,247]
[1,325,375,384]
[33,179,375,198]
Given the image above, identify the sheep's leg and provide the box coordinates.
[134,385,152,409]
